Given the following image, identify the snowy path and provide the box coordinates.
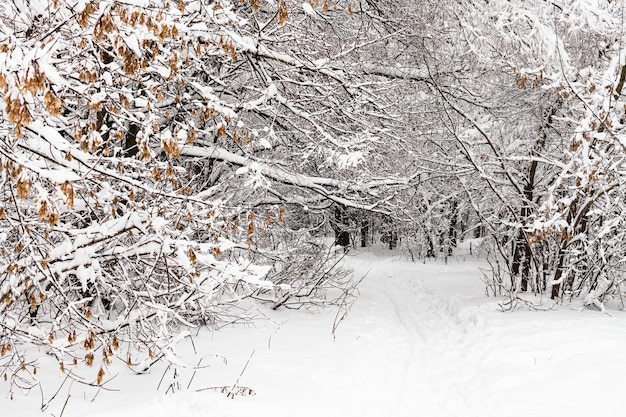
[342,252,488,417]
[5,247,626,417]
[339,251,626,417]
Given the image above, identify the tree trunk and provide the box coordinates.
[124,123,140,157]
[448,200,457,255]
[334,206,350,248]
[361,218,369,247]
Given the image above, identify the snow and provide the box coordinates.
[330,150,365,168]
[39,60,67,87]
[257,137,272,149]
[302,3,316,16]
[3,245,626,416]
[134,97,150,108]
[124,35,142,57]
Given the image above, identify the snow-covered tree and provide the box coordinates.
[0,0,414,390]
[421,0,626,305]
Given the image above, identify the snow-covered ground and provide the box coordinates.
[3,243,626,416]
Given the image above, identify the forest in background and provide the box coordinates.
[0,0,625,394]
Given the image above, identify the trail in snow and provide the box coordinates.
[344,249,488,417]
[341,247,626,417]
[4,245,626,417]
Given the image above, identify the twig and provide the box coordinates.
[186,357,206,390]
[156,364,171,391]
[228,350,255,399]
[332,270,368,339]
[58,393,71,417]
[40,370,72,412]
[38,382,46,412]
